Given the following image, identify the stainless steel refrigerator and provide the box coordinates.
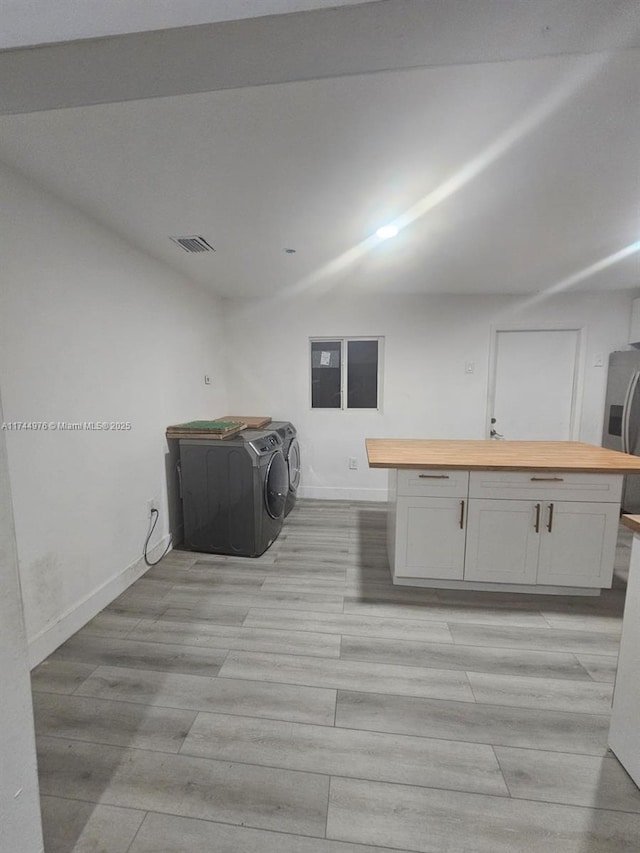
[602,350,640,512]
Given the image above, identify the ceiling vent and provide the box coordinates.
[170,235,215,253]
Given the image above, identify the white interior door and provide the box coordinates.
[489,329,580,440]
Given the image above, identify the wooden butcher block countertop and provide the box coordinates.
[622,515,640,535]
[365,439,640,474]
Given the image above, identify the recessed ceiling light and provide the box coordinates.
[376,224,399,240]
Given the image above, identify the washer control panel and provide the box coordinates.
[248,431,283,456]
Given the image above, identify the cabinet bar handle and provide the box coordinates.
[418,474,450,479]
[459,500,465,529]
[530,477,564,482]
[534,503,541,533]
[547,502,554,532]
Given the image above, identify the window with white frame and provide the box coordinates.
[310,337,383,410]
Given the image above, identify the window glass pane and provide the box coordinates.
[347,339,378,408]
[311,341,341,408]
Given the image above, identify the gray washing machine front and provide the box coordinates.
[179,429,288,556]
[269,421,300,516]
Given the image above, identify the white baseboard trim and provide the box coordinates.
[27,533,172,668]
[298,486,387,502]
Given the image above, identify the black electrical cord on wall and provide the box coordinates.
[143,507,172,567]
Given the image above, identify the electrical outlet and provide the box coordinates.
[204,374,211,385]
[147,498,159,516]
[348,457,358,470]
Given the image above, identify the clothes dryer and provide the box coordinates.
[269,421,300,516]
[179,429,288,556]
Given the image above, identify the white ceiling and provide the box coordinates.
[0,0,374,49]
[0,1,638,299]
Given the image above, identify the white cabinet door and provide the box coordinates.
[395,496,466,579]
[464,499,540,584]
[536,501,619,587]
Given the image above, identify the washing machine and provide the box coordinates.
[269,421,300,516]
[178,429,288,556]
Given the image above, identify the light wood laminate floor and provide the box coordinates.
[32,500,640,852]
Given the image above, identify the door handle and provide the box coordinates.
[459,500,465,530]
[622,371,640,454]
[530,477,564,482]
[534,503,541,533]
[418,474,450,479]
[546,502,554,532]
[489,417,503,439]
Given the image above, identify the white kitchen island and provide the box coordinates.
[609,513,640,787]
[366,439,640,595]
